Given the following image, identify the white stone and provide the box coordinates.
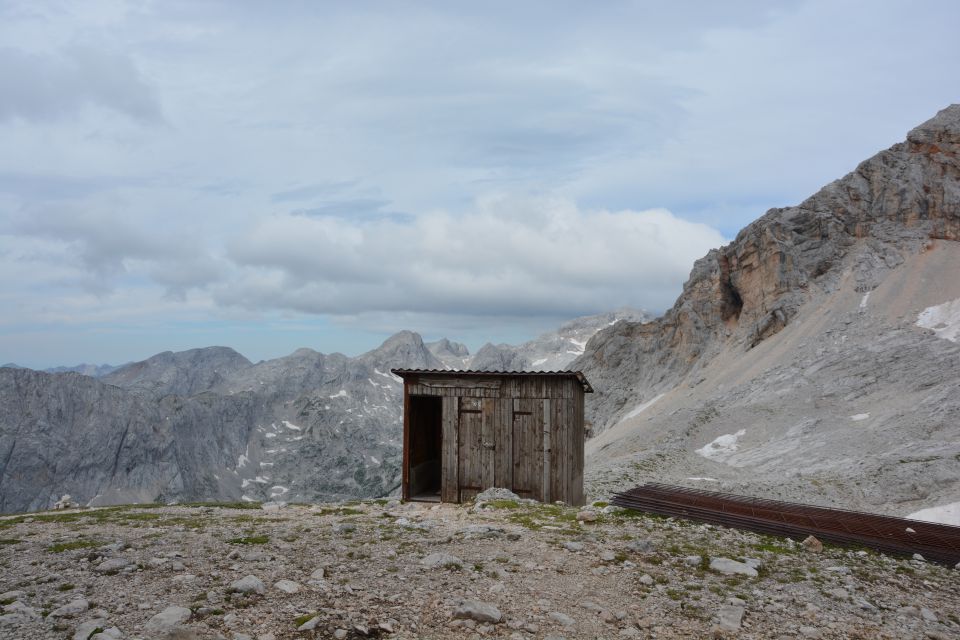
[74,619,110,640]
[421,552,463,569]
[230,575,265,594]
[708,557,758,578]
[452,600,503,624]
[95,557,133,573]
[49,598,90,618]
[548,612,575,626]
[274,579,301,594]
[144,606,191,635]
[717,604,744,631]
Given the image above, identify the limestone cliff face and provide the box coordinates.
[578,105,960,433]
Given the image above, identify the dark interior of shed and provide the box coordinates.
[407,395,442,501]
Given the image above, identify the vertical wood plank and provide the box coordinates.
[510,398,542,500]
[481,398,496,489]
[531,397,543,501]
[542,398,551,503]
[550,395,565,503]
[441,397,459,502]
[494,398,512,488]
[458,404,483,498]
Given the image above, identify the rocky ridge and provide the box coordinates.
[575,105,960,518]
[429,309,651,371]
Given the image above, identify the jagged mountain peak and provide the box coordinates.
[360,330,442,370]
[908,103,960,143]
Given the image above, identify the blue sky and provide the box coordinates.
[1,0,958,368]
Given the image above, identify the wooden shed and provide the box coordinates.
[391,369,593,506]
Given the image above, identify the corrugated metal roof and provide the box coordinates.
[390,368,593,393]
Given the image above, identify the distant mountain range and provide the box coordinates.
[0,310,646,512]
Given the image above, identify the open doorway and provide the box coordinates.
[407,395,442,501]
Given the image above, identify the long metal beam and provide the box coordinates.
[611,483,960,566]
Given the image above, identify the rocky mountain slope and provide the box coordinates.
[0,310,636,513]
[576,105,960,521]
[0,332,443,513]
[1,498,957,639]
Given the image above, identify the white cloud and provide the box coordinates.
[216,195,725,317]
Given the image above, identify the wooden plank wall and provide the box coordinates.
[422,375,585,506]
[440,396,459,502]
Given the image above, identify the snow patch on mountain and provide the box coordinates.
[696,429,747,462]
[907,501,960,526]
[916,297,960,342]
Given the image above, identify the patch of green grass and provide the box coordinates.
[294,613,318,628]
[117,512,163,522]
[180,501,262,509]
[505,503,580,534]
[665,588,683,601]
[486,500,520,509]
[0,538,21,545]
[314,507,363,516]
[47,539,100,553]
[0,598,15,606]
[227,535,269,545]
[751,537,797,555]
[591,501,609,508]
[56,583,75,592]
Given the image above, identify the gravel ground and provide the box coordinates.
[1,498,958,639]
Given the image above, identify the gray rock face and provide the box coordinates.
[102,346,252,397]
[0,331,443,512]
[577,105,960,436]
[425,338,471,368]
[579,105,960,517]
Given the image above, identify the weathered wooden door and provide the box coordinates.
[511,398,543,501]
[458,397,484,501]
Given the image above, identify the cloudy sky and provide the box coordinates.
[1,1,958,367]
